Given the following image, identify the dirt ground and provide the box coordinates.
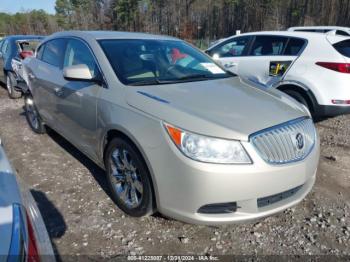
[0,85,349,259]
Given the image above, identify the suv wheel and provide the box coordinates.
[284,90,312,110]
[24,94,46,134]
[6,72,22,99]
[105,137,155,217]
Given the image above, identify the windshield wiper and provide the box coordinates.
[129,78,164,86]
[177,74,215,80]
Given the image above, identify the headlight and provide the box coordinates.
[164,123,251,164]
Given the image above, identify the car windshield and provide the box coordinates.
[99,39,234,85]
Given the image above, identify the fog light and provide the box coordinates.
[198,202,237,214]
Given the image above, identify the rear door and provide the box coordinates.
[237,35,306,89]
[206,35,252,74]
[30,38,67,128]
[55,38,101,160]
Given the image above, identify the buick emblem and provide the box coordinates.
[295,133,304,150]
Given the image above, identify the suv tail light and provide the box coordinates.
[316,62,350,73]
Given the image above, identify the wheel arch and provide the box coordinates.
[275,82,319,113]
[102,128,160,209]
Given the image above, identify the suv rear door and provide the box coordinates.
[237,35,306,88]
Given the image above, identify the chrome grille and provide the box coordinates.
[250,117,316,164]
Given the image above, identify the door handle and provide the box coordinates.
[224,62,237,68]
[28,73,36,80]
[54,87,64,97]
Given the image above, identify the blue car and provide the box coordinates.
[0,35,43,98]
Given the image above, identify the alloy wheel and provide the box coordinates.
[25,97,39,129]
[109,148,144,208]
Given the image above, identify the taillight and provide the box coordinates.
[316,62,350,73]
[26,211,40,262]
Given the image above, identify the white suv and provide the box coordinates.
[206,31,350,118]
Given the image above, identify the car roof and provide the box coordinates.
[288,26,350,31]
[5,35,44,40]
[49,30,180,41]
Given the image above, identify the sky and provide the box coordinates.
[0,0,56,14]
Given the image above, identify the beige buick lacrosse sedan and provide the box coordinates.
[22,31,319,224]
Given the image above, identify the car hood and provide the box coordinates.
[126,77,307,141]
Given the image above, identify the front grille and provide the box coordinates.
[257,185,302,208]
[250,117,316,164]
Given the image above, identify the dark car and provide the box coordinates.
[0,35,43,98]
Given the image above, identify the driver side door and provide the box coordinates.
[55,38,102,161]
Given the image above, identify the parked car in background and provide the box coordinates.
[206,31,350,118]
[288,26,350,36]
[23,31,319,224]
[0,138,54,260]
[11,39,43,94]
[0,35,43,98]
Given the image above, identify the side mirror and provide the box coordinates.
[19,51,34,59]
[63,64,93,81]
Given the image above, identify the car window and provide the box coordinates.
[36,44,45,60]
[1,40,9,56]
[209,36,251,58]
[336,30,350,36]
[99,39,233,85]
[42,39,67,68]
[333,39,350,58]
[63,39,97,76]
[284,38,306,56]
[250,36,288,56]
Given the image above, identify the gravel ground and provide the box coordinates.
[0,86,349,259]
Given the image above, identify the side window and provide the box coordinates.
[209,37,251,58]
[284,38,306,56]
[36,44,45,60]
[250,36,288,56]
[64,39,97,76]
[42,39,67,68]
[336,30,350,36]
[1,40,9,56]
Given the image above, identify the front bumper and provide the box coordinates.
[146,129,320,225]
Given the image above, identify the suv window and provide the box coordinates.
[209,36,251,58]
[64,39,97,76]
[336,30,350,36]
[1,40,9,57]
[36,44,45,60]
[333,39,350,58]
[284,38,306,56]
[42,39,67,68]
[250,36,288,56]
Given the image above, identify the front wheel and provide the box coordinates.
[104,137,155,217]
[24,94,46,134]
[6,72,22,99]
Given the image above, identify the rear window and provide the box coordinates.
[333,40,350,58]
[249,36,288,56]
[284,38,306,56]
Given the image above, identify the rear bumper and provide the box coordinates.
[318,105,350,117]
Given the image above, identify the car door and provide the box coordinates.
[206,36,252,74]
[55,38,101,160]
[237,35,306,89]
[30,38,67,128]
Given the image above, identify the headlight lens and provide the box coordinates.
[165,123,251,164]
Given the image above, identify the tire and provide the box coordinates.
[24,94,46,134]
[104,137,155,217]
[6,72,22,99]
[284,89,311,110]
